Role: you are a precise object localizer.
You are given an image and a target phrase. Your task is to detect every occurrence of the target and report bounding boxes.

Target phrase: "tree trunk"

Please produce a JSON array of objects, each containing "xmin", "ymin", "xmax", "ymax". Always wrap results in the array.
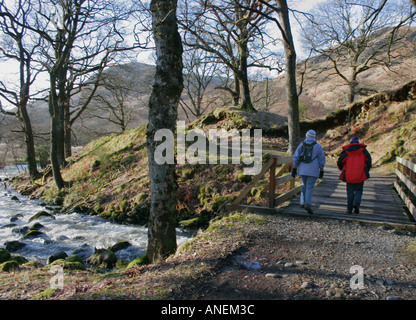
[
  {"xmin": 18, "ymin": 65, "xmax": 39, "ymax": 180},
  {"xmin": 277, "ymin": 0, "xmax": 300, "ymax": 154},
  {"xmin": 64, "ymin": 102, "xmax": 72, "ymax": 159},
  {"xmin": 49, "ymin": 75, "xmax": 66, "ymax": 190},
  {"xmin": 146, "ymin": 0, "xmax": 183, "ymax": 264},
  {"xmin": 17, "ymin": 106, "xmax": 39, "ymax": 180},
  {"xmin": 239, "ymin": 41, "xmax": 256, "ymax": 112},
  {"xmin": 233, "ymin": 75, "xmax": 241, "ymax": 106}
]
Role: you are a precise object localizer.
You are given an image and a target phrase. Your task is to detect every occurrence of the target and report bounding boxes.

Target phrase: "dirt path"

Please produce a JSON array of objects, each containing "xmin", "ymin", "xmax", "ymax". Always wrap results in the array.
[{"xmin": 174, "ymin": 213, "xmax": 416, "ymax": 300}]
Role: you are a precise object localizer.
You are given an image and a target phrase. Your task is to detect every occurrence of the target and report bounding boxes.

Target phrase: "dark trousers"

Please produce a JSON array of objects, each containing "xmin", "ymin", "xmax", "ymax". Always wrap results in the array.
[{"xmin": 346, "ymin": 182, "xmax": 364, "ymax": 212}]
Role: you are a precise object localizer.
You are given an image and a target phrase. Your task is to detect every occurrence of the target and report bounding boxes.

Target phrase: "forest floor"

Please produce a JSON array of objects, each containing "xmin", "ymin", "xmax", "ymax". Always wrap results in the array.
[{"xmin": 2, "ymin": 209, "xmax": 416, "ymax": 301}]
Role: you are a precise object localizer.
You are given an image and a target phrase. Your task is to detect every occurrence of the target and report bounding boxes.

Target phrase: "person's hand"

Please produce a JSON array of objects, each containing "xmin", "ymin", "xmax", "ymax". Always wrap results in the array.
[
  {"xmin": 291, "ymin": 168, "xmax": 297, "ymax": 178},
  {"xmin": 319, "ymin": 170, "xmax": 324, "ymax": 179}
]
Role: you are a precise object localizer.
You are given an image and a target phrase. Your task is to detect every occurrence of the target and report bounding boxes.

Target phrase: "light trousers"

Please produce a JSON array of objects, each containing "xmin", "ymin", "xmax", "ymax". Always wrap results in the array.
[{"xmin": 300, "ymin": 175, "xmax": 318, "ymax": 206}]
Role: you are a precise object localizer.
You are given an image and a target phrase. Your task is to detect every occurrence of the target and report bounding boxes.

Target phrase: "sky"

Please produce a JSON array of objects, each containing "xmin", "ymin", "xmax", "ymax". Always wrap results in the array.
[{"xmin": 0, "ymin": 0, "xmax": 327, "ymax": 109}]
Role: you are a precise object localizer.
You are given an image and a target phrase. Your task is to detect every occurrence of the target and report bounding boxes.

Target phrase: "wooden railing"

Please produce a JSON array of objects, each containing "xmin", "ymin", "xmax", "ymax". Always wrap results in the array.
[
  {"xmin": 394, "ymin": 157, "xmax": 416, "ymax": 220},
  {"xmin": 226, "ymin": 155, "xmax": 301, "ymax": 214}
]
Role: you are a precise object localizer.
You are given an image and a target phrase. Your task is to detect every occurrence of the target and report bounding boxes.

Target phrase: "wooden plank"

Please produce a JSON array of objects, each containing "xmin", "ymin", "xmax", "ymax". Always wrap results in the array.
[
  {"xmin": 230, "ymin": 157, "xmax": 276, "ymax": 206},
  {"xmin": 394, "ymin": 181, "xmax": 416, "ymax": 220},
  {"xmin": 275, "ymin": 173, "xmax": 294, "ymax": 185},
  {"xmin": 269, "ymin": 158, "xmax": 276, "ymax": 208},
  {"xmin": 395, "ymin": 169, "xmax": 416, "ymax": 197},
  {"xmin": 397, "ymin": 157, "xmax": 416, "ymax": 173},
  {"xmin": 276, "ymin": 156, "xmax": 292, "ymax": 166},
  {"xmin": 280, "ymin": 201, "xmax": 413, "ymax": 225},
  {"xmin": 278, "ymin": 206, "xmax": 413, "ymax": 226},
  {"xmin": 275, "ymin": 185, "xmax": 302, "ymax": 205}
]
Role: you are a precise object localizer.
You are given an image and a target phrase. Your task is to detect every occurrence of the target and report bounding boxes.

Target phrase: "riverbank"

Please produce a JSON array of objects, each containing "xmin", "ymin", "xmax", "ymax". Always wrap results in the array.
[{"xmin": 1, "ymin": 210, "xmax": 416, "ymax": 300}]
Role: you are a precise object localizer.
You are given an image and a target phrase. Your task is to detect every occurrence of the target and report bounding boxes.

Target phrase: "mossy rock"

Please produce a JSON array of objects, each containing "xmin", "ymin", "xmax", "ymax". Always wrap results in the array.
[
  {"xmin": 132, "ymin": 203, "xmax": 150, "ymax": 225},
  {"xmin": 126, "ymin": 255, "xmax": 149, "ymax": 269},
  {"xmin": 47, "ymin": 251, "xmax": 68, "ymax": 265},
  {"xmin": 0, "ymin": 260, "xmax": 19, "ymax": 272},
  {"xmin": 0, "ymin": 248, "xmax": 11, "ymax": 263},
  {"xmin": 179, "ymin": 217, "xmax": 207, "ymax": 229},
  {"xmin": 10, "ymin": 255, "xmax": 28, "ymax": 265},
  {"xmin": 66, "ymin": 254, "xmax": 84, "ymax": 265},
  {"xmin": 210, "ymin": 195, "xmax": 234, "ymax": 212},
  {"xmin": 86, "ymin": 249, "xmax": 117, "ymax": 269},
  {"xmin": 237, "ymin": 172, "xmax": 251, "ymax": 183},
  {"xmin": 63, "ymin": 261, "xmax": 86, "ymax": 270},
  {"xmin": 5, "ymin": 240, "xmax": 26, "ymax": 252},
  {"xmin": 30, "ymin": 222, "xmax": 44, "ymax": 231},
  {"xmin": 47, "ymin": 258, "xmax": 86, "ymax": 270},
  {"xmin": 110, "ymin": 240, "xmax": 131, "ymax": 252},
  {"xmin": 24, "ymin": 260, "xmax": 44, "ymax": 268},
  {"xmin": 28, "ymin": 210, "xmax": 55, "ymax": 222},
  {"xmin": 23, "ymin": 230, "xmax": 45, "ymax": 239}
]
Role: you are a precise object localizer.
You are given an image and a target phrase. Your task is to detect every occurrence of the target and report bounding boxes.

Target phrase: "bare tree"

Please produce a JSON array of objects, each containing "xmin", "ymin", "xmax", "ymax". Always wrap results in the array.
[
  {"xmin": 0, "ymin": 0, "xmax": 42, "ymax": 180},
  {"xmin": 146, "ymin": 0, "xmax": 183, "ymax": 263},
  {"xmin": 180, "ymin": 0, "xmax": 277, "ymax": 112},
  {"xmin": 247, "ymin": 0, "xmax": 300, "ymax": 154},
  {"xmin": 18, "ymin": 0, "xmax": 139, "ymax": 189},
  {"xmin": 87, "ymin": 65, "xmax": 149, "ymax": 132},
  {"xmin": 180, "ymin": 48, "xmax": 219, "ymax": 119},
  {"xmin": 302, "ymin": 0, "xmax": 412, "ymax": 106}
]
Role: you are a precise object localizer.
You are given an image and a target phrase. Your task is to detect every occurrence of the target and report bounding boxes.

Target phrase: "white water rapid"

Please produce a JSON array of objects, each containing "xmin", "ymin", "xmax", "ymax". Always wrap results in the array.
[{"xmin": 0, "ymin": 166, "xmax": 190, "ymax": 264}]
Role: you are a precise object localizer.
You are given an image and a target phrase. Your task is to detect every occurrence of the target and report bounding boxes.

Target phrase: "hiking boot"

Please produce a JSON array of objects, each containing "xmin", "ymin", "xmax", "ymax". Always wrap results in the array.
[
  {"xmin": 353, "ymin": 203, "xmax": 360, "ymax": 214},
  {"xmin": 346, "ymin": 210, "xmax": 352, "ymax": 214},
  {"xmin": 300, "ymin": 204, "xmax": 305, "ymax": 208},
  {"xmin": 305, "ymin": 205, "xmax": 313, "ymax": 214}
]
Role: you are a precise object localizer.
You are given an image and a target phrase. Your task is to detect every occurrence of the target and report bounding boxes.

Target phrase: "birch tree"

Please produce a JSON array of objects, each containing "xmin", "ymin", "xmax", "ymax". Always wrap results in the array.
[{"xmin": 146, "ymin": 0, "xmax": 183, "ymax": 263}]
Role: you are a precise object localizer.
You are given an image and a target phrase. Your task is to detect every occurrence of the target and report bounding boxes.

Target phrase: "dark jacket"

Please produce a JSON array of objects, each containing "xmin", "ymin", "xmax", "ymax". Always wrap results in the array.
[{"xmin": 337, "ymin": 143, "xmax": 372, "ymax": 183}]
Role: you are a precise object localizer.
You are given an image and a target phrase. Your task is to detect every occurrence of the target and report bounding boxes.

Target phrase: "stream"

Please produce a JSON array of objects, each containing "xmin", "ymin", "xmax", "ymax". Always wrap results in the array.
[{"xmin": 0, "ymin": 166, "xmax": 190, "ymax": 264}]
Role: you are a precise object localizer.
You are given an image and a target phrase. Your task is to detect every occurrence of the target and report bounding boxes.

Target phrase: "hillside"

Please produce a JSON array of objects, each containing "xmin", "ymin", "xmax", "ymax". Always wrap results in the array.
[
  {"xmin": 260, "ymin": 26, "xmax": 416, "ymax": 120},
  {"xmin": 9, "ymin": 79, "xmax": 416, "ymax": 229}
]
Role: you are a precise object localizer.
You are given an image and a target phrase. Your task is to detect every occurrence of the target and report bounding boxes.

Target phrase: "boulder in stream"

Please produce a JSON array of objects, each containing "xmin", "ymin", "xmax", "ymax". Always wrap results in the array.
[
  {"xmin": 28, "ymin": 210, "xmax": 55, "ymax": 222},
  {"xmin": 87, "ymin": 249, "xmax": 117, "ymax": 269},
  {"xmin": 0, "ymin": 248, "xmax": 11, "ymax": 263},
  {"xmin": 47, "ymin": 251, "xmax": 68, "ymax": 265},
  {"xmin": 5, "ymin": 240, "xmax": 26, "ymax": 252}
]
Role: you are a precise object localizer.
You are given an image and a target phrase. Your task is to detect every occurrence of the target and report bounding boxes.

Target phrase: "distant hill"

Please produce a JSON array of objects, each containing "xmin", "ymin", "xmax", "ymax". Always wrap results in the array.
[{"xmin": 257, "ymin": 26, "xmax": 416, "ymax": 120}]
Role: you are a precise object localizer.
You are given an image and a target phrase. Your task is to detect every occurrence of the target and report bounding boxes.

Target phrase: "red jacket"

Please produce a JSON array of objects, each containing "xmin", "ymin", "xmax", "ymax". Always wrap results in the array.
[{"xmin": 337, "ymin": 143, "xmax": 372, "ymax": 183}]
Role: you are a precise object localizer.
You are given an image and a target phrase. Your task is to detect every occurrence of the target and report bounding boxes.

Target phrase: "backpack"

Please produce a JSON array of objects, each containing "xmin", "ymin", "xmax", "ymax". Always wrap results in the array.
[
  {"xmin": 299, "ymin": 142, "xmax": 317, "ymax": 163},
  {"xmin": 340, "ymin": 148, "xmax": 368, "ymax": 183}
]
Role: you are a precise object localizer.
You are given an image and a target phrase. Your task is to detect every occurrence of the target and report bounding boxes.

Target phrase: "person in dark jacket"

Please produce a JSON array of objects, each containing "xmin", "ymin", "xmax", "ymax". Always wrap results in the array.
[{"xmin": 337, "ymin": 137, "xmax": 372, "ymax": 214}]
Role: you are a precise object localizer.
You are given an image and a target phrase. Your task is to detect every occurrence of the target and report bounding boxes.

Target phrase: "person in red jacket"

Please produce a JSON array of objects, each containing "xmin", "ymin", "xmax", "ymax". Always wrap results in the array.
[{"xmin": 337, "ymin": 137, "xmax": 372, "ymax": 214}]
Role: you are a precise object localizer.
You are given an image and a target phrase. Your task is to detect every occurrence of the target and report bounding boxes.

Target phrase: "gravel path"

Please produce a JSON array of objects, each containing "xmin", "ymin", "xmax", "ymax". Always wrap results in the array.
[{"xmin": 194, "ymin": 213, "xmax": 416, "ymax": 300}]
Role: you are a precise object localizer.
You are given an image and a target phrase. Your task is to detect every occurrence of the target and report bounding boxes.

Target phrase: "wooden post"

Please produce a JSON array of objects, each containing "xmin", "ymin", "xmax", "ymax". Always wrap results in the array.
[
  {"xmin": 289, "ymin": 162, "xmax": 295, "ymax": 190},
  {"xmin": 269, "ymin": 158, "xmax": 277, "ymax": 208}
]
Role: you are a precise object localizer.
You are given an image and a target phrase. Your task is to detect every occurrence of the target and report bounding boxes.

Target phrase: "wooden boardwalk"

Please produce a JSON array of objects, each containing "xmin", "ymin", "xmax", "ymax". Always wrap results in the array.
[{"xmin": 278, "ymin": 164, "xmax": 416, "ymax": 227}]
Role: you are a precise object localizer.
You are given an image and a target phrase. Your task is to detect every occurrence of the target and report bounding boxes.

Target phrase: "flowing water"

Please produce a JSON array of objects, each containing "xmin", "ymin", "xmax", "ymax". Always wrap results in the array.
[{"xmin": 0, "ymin": 166, "xmax": 190, "ymax": 264}]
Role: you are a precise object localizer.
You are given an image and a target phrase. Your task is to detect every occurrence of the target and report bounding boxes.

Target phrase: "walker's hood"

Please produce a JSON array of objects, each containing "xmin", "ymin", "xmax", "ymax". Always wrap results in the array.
[{"xmin": 342, "ymin": 143, "xmax": 367, "ymax": 151}]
